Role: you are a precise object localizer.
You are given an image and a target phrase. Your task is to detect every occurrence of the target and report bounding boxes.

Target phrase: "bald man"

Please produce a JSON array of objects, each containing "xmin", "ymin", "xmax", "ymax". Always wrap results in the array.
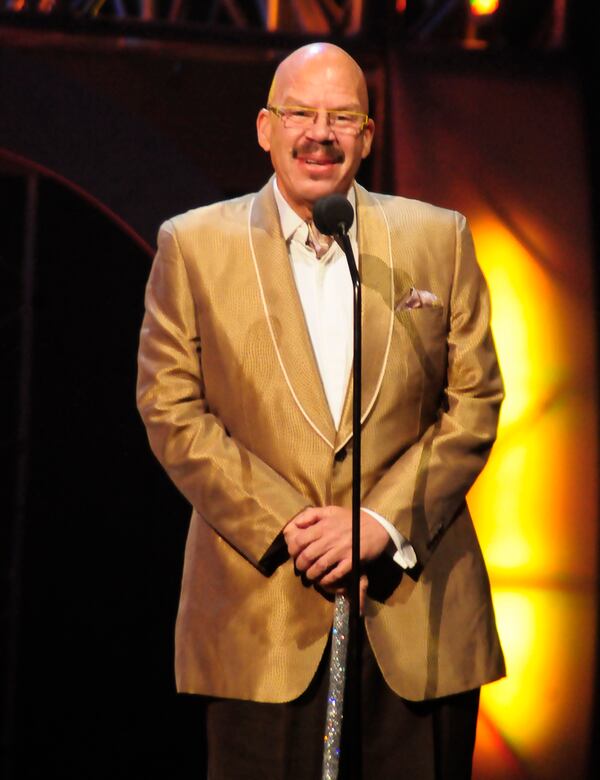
[{"xmin": 137, "ymin": 43, "xmax": 505, "ymax": 779}]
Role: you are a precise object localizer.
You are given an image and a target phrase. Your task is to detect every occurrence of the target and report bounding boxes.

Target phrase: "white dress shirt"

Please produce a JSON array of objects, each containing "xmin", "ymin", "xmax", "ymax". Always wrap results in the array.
[{"xmin": 273, "ymin": 179, "xmax": 416, "ymax": 570}]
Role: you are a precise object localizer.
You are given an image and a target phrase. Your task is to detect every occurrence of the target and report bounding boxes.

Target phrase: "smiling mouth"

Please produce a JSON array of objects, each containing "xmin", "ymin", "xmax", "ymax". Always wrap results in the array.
[
  {"xmin": 301, "ymin": 158, "xmax": 336, "ymax": 166},
  {"xmin": 292, "ymin": 143, "xmax": 344, "ymax": 166}
]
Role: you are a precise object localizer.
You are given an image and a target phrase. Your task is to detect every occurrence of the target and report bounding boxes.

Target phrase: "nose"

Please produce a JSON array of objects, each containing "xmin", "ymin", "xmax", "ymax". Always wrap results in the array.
[{"xmin": 306, "ymin": 110, "xmax": 335, "ymax": 142}]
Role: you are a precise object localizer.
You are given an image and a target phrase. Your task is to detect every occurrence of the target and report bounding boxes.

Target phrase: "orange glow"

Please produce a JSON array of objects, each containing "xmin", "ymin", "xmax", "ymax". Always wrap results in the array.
[
  {"xmin": 470, "ymin": 0, "xmax": 500, "ymax": 15},
  {"xmin": 479, "ymin": 587, "xmax": 596, "ymax": 779},
  {"xmin": 472, "ymin": 220, "xmax": 565, "ymax": 428},
  {"xmin": 266, "ymin": 0, "xmax": 279, "ymax": 30},
  {"xmin": 468, "ymin": 217, "xmax": 597, "ymax": 580},
  {"xmin": 396, "ymin": 0, "xmax": 407, "ymax": 12},
  {"xmin": 465, "ymin": 214, "xmax": 597, "ymax": 778}
]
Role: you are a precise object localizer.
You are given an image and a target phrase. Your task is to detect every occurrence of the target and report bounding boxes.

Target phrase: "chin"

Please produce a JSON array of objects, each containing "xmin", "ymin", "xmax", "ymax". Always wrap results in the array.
[{"xmin": 302, "ymin": 179, "xmax": 347, "ymax": 201}]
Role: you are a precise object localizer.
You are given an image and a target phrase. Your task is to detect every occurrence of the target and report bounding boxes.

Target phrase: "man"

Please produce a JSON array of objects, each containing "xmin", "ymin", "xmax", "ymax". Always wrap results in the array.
[{"xmin": 137, "ymin": 43, "xmax": 505, "ymax": 779}]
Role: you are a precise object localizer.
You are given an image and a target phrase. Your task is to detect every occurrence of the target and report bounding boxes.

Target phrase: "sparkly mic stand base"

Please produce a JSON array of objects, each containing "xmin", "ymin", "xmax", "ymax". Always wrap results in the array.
[
  {"xmin": 322, "ymin": 592, "xmax": 350, "ymax": 780},
  {"xmin": 314, "ymin": 195, "xmax": 362, "ymax": 780}
]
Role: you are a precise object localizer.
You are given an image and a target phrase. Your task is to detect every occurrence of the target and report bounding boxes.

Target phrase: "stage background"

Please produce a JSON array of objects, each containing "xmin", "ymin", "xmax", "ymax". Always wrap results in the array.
[{"xmin": 1, "ymin": 21, "xmax": 597, "ymax": 780}]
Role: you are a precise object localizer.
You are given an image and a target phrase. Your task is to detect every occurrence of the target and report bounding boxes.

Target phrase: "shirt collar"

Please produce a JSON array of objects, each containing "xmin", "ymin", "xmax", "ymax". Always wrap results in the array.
[{"xmin": 272, "ymin": 177, "xmax": 357, "ymax": 245}]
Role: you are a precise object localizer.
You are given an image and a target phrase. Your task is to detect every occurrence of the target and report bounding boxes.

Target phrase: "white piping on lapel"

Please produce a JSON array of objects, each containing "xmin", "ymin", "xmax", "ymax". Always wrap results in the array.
[
  {"xmin": 361, "ymin": 193, "xmax": 396, "ymax": 422},
  {"xmin": 335, "ymin": 191, "xmax": 395, "ymax": 451},
  {"xmin": 247, "ymin": 195, "xmax": 335, "ymax": 449},
  {"xmin": 246, "ymin": 189, "xmax": 395, "ymax": 452}
]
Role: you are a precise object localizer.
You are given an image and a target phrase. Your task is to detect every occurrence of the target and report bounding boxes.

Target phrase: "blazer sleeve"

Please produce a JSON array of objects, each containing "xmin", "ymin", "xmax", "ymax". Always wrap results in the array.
[
  {"xmin": 361, "ymin": 212, "xmax": 504, "ymax": 570},
  {"xmin": 136, "ymin": 221, "xmax": 309, "ymax": 573}
]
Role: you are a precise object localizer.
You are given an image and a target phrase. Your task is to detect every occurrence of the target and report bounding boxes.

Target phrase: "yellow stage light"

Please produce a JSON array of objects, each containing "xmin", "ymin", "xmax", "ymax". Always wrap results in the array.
[
  {"xmin": 470, "ymin": 0, "xmax": 500, "ymax": 16},
  {"xmin": 465, "ymin": 212, "xmax": 597, "ymax": 780}
]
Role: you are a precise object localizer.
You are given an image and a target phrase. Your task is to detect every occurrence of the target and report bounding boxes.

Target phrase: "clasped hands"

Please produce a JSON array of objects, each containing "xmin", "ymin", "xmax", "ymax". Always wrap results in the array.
[{"xmin": 283, "ymin": 506, "xmax": 390, "ymax": 612}]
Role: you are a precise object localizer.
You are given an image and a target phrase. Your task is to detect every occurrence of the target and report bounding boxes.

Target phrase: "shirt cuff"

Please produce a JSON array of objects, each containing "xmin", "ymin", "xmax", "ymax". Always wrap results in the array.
[{"xmin": 361, "ymin": 507, "xmax": 417, "ymax": 569}]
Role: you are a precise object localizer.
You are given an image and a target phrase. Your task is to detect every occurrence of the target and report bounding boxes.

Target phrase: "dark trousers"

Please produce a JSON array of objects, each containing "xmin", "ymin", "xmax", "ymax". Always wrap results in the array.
[{"xmin": 205, "ymin": 634, "xmax": 479, "ymax": 780}]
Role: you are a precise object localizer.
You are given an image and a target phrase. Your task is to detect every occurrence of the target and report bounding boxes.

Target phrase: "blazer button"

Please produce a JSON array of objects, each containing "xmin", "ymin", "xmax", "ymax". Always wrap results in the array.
[{"xmin": 334, "ymin": 447, "xmax": 347, "ymax": 463}]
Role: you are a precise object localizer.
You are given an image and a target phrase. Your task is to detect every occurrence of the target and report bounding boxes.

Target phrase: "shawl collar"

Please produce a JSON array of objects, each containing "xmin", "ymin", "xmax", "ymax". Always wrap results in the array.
[
  {"xmin": 335, "ymin": 183, "xmax": 395, "ymax": 450},
  {"xmin": 249, "ymin": 179, "xmax": 337, "ymax": 448},
  {"xmin": 248, "ymin": 179, "xmax": 394, "ymax": 453}
]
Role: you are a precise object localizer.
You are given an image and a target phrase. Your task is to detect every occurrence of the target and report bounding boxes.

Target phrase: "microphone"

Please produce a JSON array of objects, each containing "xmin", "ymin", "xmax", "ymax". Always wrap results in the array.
[{"xmin": 313, "ymin": 194, "xmax": 354, "ymax": 236}]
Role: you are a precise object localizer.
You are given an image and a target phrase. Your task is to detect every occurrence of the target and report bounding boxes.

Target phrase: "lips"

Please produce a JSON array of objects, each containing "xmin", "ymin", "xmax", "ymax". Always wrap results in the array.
[
  {"xmin": 300, "ymin": 157, "xmax": 336, "ymax": 166},
  {"xmin": 292, "ymin": 142, "xmax": 344, "ymax": 166}
]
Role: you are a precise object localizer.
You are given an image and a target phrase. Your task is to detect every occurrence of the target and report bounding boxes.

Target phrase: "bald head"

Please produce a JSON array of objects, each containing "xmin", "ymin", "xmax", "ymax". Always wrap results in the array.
[
  {"xmin": 257, "ymin": 42, "xmax": 374, "ymax": 219},
  {"xmin": 268, "ymin": 43, "xmax": 369, "ymax": 114}
]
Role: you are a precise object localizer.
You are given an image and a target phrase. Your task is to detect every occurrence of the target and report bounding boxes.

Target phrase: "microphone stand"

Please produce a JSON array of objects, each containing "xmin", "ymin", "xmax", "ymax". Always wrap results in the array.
[
  {"xmin": 338, "ymin": 229, "xmax": 362, "ymax": 780},
  {"xmin": 321, "ymin": 224, "xmax": 362, "ymax": 780}
]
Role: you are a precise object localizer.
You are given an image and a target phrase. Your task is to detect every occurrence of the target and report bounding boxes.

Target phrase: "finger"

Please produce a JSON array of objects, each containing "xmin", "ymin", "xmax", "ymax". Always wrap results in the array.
[
  {"xmin": 285, "ymin": 508, "xmax": 319, "ymax": 535},
  {"xmin": 317, "ymin": 558, "xmax": 351, "ymax": 587},
  {"xmin": 292, "ymin": 520, "xmax": 341, "ymax": 565},
  {"xmin": 359, "ymin": 574, "xmax": 368, "ymax": 616},
  {"xmin": 284, "ymin": 528, "xmax": 303, "ymax": 558},
  {"xmin": 286, "ymin": 524, "xmax": 321, "ymax": 558},
  {"xmin": 285, "ymin": 530, "xmax": 306, "ymax": 558},
  {"xmin": 305, "ymin": 554, "xmax": 337, "ymax": 582},
  {"xmin": 293, "ymin": 509, "xmax": 323, "ymax": 528},
  {"xmin": 295, "ymin": 538, "xmax": 332, "ymax": 572}
]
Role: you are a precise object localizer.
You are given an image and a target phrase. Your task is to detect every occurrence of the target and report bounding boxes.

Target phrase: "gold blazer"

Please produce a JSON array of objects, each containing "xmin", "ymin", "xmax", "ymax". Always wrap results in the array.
[{"xmin": 137, "ymin": 179, "xmax": 505, "ymax": 703}]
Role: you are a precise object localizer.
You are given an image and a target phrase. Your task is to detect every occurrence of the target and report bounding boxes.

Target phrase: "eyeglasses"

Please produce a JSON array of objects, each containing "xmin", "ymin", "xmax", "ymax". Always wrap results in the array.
[{"xmin": 266, "ymin": 104, "xmax": 369, "ymax": 135}]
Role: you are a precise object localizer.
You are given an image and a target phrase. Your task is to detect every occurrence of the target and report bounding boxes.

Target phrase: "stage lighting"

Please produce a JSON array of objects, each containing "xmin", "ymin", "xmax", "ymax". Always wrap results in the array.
[{"xmin": 470, "ymin": 0, "xmax": 500, "ymax": 15}]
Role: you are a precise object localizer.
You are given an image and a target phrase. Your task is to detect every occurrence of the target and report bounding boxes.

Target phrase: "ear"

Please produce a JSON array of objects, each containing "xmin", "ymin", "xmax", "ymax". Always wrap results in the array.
[
  {"xmin": 360, "ymin": 118, "xmax": 375, "ymax": 160},
  {"xmin": 256, "ymin": 108, "xmax": 272, "ymax": 152}
]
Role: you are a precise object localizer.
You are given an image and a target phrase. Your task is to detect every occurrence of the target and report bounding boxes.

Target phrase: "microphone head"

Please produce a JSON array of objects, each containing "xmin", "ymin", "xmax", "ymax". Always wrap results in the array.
[{"xmin": 312, "ymin": 194, "xmax": 354, "ymax": 236}]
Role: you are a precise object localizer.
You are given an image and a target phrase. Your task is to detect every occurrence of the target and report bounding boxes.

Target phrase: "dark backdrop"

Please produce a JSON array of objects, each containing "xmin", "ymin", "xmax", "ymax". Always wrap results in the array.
[
  {"xmin": 1, "ymin": 21, "xmax": 598, "ymax": 780},
  {"xmin": 0, "ymin": 173, "xmax": 204, "ymax": 778}
]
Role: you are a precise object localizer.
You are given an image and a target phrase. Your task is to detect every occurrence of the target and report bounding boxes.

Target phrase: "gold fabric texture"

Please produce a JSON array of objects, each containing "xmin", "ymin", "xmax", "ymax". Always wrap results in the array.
[{"xmin": 136, "ymin": 179, "xmax": 505, "ymax": 703}]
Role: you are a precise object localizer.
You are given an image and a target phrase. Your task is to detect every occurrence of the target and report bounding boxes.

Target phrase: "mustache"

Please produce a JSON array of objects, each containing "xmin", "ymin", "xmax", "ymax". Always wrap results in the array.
[{"xmin": 292, "ymin": 141, "xmax": 344, "ymax": 164}]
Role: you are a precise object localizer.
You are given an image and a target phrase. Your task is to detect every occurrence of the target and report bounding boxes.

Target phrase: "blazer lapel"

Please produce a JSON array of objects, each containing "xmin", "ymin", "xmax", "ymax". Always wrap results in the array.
[
  {"xmin": 248, "ymin": 180, "xmax": 337, "ymax": 449},
  {"xmin": 335, "ymin": 184, "xmax": 395, "ymax": 450}
]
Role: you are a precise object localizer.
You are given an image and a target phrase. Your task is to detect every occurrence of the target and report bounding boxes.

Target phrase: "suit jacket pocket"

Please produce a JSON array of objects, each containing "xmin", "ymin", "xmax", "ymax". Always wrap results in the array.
[{"xmin": 394, "ymin": 305, "xmax": 447, "ymax": 373}]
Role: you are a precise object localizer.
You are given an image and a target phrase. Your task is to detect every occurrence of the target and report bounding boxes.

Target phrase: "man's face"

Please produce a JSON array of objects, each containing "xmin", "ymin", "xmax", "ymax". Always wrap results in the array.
[{"xmin": 256, "ymin": 50, "xmax": 374, "ymax": 219}]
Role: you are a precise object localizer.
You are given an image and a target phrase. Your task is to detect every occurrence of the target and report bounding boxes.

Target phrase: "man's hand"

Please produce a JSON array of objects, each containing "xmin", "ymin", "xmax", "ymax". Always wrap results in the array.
[
  {"xmin": 315, "ymin": 573, "xmax": 370, "ymax": 615},
  {"xmin": 283, "ymin": 506, "xmax": 390, "ymax": 588}
]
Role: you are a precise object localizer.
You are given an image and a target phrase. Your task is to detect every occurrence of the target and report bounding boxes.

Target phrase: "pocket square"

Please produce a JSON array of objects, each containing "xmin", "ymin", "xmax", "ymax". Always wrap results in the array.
[{"xmin": 397, "ymin": 287, "xmax": 441, "ymax": 311}]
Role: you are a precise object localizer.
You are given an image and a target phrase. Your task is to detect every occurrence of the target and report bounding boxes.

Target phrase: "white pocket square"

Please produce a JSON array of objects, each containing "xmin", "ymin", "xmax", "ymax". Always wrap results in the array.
[{"xmin": 397, "ymin": 287, "xmax": 441, "ymax": 311}]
